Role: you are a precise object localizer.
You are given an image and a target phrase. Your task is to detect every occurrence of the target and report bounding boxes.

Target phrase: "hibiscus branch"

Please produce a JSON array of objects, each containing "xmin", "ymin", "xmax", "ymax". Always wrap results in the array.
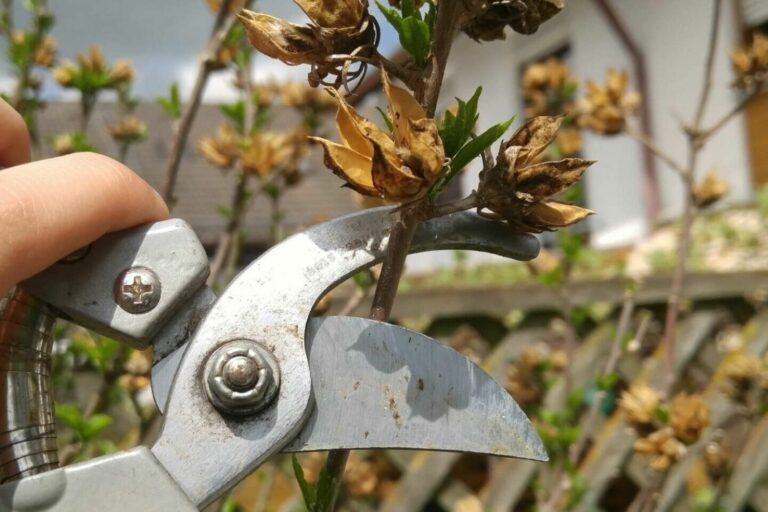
[
  {"xmin": 698, "ymin": 84, "xmax": 764, "ymax": 143},
  {"xmin": 625, "ymin": 126, "xmax": 687, "ymax": 180},
  {"xmin": 661, "ymin": 0, "xmax": 721, "ymax": 388},
  {"xmin": 161, "ymin": 0, "xmax": 252, "ymax": 207},
  {"xmin": 322, "ymin": 3, "xmax": 467, "ymax": 507}
]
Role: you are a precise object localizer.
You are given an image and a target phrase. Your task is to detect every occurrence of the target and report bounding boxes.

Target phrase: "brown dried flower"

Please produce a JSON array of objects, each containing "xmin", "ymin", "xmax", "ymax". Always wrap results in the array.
[
  {"xmin": 693, "ymin": 170, "xmax": 729, "ymax": 208},
  {"xmin": 731, "ymin": 33, "xmax": 768, "ymax": 90},
  {"xmin": 505, "ymin": 343, "xmax": 550, "ymax": 407},
  {"xmin": 198, "ymin": 124, "xmax": 241, "ymax": 169},
  {"xmin": 50, "ymin": 133, "xmax": 77, "ymax": 156},
  {"xmin": 33, "ymin": 35, "xmax": 57, "ymax": 68},
  {"xmin": 118, "ymin": 375, "xmax": 150, "ymax": 392},
  {"xmin": 280, "ymin": 81, "xmax": 337, "ymax": 110},
  {"xmin": 555, "ymin": 128, "xmax": 582, "ymax": 156},
  {"xmin": 634, "ymin": 427, "xmax": 687, "ymax": 471},
  {"xmin": 312, "ymin": 72, "xmax": 444, "ymax": 202},
  {"xmin": 521, "ymin": 57, "xmax": 577, "ymax": 119},
  {"xmin": 109, "ymin": 60, "xmax": 135, "ymax": 84},
  {"xmin": 668, "ymin": 393, "xmax": 709, "ymax": 444},
  {"xmin": 618, "ymin": 384, "xmax": 661, "ymax": 428},
  {"xmin": 109, "ymin": 116, "xmax": 147, "ymax": 144},
  {"xmin": 53, "ymin": 47, "xmax": 134, "ymax": 90},
  {"xmin": 237, "ymin": 0, "xmax": 376, "ymax": 87},
  {"xmin": 462, "ymin": 0, "xmax": 564, "ymax": 41},
  {"xmin": 240, "ymin": 131, "xmax": 286, "ymax": 177},
  {"xmin": 344, "ymin": 454, "xmax": 378, "ymax": 497},
  {"xmin": 198, "ymin": 123, "xmax": 309, "ymax": 184},
  {"xmin": 721, "ymin": 353, "xmax": 768, "ymax": 403},
  {"xmin": 577, "ymin": 69, "xmax": 641, "ymax": 135},
  {"xmin": 477, "ymin": 116, "xmax": 593, "ymax": 233}
]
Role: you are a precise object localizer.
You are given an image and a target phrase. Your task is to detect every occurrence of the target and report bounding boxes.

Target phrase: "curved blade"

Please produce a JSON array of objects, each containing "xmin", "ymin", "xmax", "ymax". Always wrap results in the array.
[{"xmin": 284, "ymin": 316, "xmax": 548, "ymax": 461}]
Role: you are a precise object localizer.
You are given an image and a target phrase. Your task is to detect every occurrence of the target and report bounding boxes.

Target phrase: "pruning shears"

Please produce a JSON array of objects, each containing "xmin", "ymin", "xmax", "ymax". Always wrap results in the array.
[{"xmin": 0, "ymin": 207, "xmax": 546, "ymax": 511}]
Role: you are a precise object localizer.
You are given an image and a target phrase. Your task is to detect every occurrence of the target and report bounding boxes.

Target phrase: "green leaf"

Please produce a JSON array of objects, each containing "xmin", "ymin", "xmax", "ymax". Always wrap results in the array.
[
  {"xmin": 439, "ymin": 86, "xmax": 482, "ymax": 159},
  {"xmin": 376, "ymin": 1, "xmax": 431, "ymax": 67},
  {"xmin": 376, "ymin": 106, "xmax": 393, "ymax": 132},
  {"xmin": 398, "ymin": 16, "xmax": 431, "ymax": 67},
  {"xmin": 55, "ymin": 403, "xmax": 83, "ymax": 431},
  {"xmin": 220, "ymin": 101, "xmax": 245, "ymax": 132},
  {"xmin": 352, "ymin": 270, "xmax": 374, "ymax": 289},
  {"xmin": 314, "ymin": 467, "xmax": 338, "ymax": 512},
  {"xmin": 400, "ymin": 0, "xmax": 418, "ymax": 19},
  {"xmin": 449, "ymin": 115, "xmax": 515, "ymax": 176},
  {"xmin": 424, "ymin": 1, "xmax": 436, "ymax": 36},
  {"xmin": 81, "ymin": 414, "xmax": 112, "ymax": 441},
  {"xmin": 219, "ymin": 495, "xmax": 238, "ymax": 512},
  {"xmin": 292, "ymin": 455, "xmax": 316, "ymax": 510},
  {"xmin": 156, "ymin": 82, "xmax": 181, "ymax": 119}
]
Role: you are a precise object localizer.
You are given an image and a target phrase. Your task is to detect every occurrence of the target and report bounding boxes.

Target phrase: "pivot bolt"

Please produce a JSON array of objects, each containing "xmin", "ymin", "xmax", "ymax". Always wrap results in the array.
[
  {"xmin": 114, "ymin": 267, "xmax": 161, "ymax": 314},
  {"xmin": 204, "ymin": 340, "xmax": 280, "ymax": 416}
]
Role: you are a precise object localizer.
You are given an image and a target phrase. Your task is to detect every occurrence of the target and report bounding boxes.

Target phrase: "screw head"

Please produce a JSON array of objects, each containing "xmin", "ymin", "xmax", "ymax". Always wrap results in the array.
[
  {"xmin": 204, "ymin": 340, "xmax": 280, "ymax": 416},
  {"xmin": 114, "ymin": 267, "xmax": 161, "ymax": 314}
]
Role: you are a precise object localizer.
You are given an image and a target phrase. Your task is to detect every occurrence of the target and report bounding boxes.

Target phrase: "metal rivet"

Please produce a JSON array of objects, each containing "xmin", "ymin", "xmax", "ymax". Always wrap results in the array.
[
  {"xmin": 204, "ymin": 340, "xmax": 280, "ymax": 416},
  {"xmin": 114, "ymin": 267, "xmax": 161, "ymax": 314}
]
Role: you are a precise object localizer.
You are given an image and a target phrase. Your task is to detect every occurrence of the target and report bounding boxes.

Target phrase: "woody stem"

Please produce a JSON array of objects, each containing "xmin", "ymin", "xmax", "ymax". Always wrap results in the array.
[{"xmin": 322, "ymin": 3, "xmax": 466, "ymax": 510}]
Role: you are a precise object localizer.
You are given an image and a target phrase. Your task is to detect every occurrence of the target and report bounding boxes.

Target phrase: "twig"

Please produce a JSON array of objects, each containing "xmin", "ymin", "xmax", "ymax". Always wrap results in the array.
[
  {"xmin": 322, "ymin": 3, "xmax": 466, "ymax": 508},
  {"xmin": 208, "ymin": 172, "xmax": 250, "ymax": 286},
  {"xmin": 661, "ymin": 0, "xmax": 721, "ymax": 388},
  {"xmin": 161, "ymin": 0, "xmax": 247, "ymax": 206},
  {"xmin": 690, "ymin": 0, "xmax": 723, "ymax": 136},
  {"xmin": 422, "ymin": 2, "xmax": 463, "ymax": 116},
  {"xmin": 699, "ymin": 85, "xmax": 765, "ymax": 143},
  {"xmin": 625, "ymin": 127, "xmax": 687, "ymax": 179}
]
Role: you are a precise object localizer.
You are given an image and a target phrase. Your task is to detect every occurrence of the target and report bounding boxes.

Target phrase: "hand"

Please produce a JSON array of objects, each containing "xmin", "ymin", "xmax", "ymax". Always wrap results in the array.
[{"xmin": 0, "ymin": 99, "xmax": 169, "ymax": 295}]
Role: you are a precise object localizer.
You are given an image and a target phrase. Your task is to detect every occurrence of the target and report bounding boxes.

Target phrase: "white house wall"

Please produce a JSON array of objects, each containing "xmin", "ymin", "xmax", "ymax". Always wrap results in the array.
[{"xmin": 445, "ymin": 0, "xmax": 754, "ymax": 250}]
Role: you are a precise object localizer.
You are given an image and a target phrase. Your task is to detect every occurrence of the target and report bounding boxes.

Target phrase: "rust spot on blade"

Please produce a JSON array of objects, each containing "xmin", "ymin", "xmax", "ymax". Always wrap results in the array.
[{"xmin": 383, "ymin": 385, "xmax": 402, "ymax": 428}]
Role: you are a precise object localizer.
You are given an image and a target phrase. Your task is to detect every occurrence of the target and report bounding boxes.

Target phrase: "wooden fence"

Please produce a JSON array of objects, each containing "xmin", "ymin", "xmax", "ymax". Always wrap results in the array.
[{"xmin": 337, "ymin": 272, "xmax": 768, "ymax": 512}]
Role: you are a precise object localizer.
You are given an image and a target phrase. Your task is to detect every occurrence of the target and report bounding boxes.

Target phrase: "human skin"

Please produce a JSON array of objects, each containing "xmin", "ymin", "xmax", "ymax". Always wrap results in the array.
[{"xmin": 0, "ymin": 98, "xmax": 169, "ymax": 295}]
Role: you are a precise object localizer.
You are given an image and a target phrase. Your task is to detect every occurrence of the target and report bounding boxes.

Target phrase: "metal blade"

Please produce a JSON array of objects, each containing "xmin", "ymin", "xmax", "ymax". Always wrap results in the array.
[{"xmin": 284, "ymin": 316, "xmax": 548, "ymax": 461}]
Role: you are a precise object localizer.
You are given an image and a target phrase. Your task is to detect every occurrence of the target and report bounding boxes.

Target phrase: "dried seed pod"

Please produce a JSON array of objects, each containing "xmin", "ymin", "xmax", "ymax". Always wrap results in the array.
[
  {"xmin": 618, "ymin": 384, "xmax": 661, "ymax": 429},
  {"xmin": 668, "ymin": 392, "xmax": 709, "ymax": 444},
  {"xmin": 109, "ymin": 116, "xmax": 147, "ymax": 144},
  {"xmin": 731, "ymin": 33, "xmax": 768, "ymax": 91},
  {"xmin": 312, "ymin": 72, "xmax": 445, "ymax": 201},
  {"xmin": 477, "ymin": 115, "xmax": 593, "ymax": 233},
  {"xmin": 462, "ymin": 0, "xmax": 564, "ymax": 41},
  {"xmin": 53, "ymin": 46, "xmax": 135, "ymax": 91},
  {"xmin": 238, "ymin": 0, "xmax": 377, "ymax": 89},
  {"xmin": 577, "ymin": 69, "xmax": 640, "ymax": 135},
  {"xmin": 634, "ymin": 427, "xmax": 687, "ymax": 472},
  {"xmin": 33, "ymin": 36, "xmax": 57, "ymax": 68},
  {"xmin": 198, "ymin": 124, "xmax": 241, "ymax": 170},
  {"xmin": 693, "ymin": 170, "xmax": 729, "ymax": 208}
]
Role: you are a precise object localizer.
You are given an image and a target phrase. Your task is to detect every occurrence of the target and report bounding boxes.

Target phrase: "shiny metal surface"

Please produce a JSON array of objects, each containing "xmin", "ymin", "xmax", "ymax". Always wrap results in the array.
[
  {"xmin": 23, "ymin": 219, "xmax": 208, "ymax": 348},
  {"xmin": 285, "ymin": 317, "xmax": 547, "ymax": 460},
  {"xmin": 150, "ymin": 287, "xmax": 217, "ymax": 414},
  {"xmin": 151, "ymin": 208, "xmax": 538, "ymax": 507},
  {"xmin": 0, "ymin": 290, "xmax": 58, "ymax": 483},
  {"xmin": 203, "ymin": 340, "xmax": 280, "ymax": 416},
  {"xmin": 0, "ymin": 447, "xmax": 195, "ymax": 511}
]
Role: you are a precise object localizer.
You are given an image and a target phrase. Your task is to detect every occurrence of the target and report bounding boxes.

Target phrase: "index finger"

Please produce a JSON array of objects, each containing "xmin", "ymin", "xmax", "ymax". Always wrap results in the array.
[{"xmin": 0, "ymin": 99, "xmax": 31, "ymax": 167}]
